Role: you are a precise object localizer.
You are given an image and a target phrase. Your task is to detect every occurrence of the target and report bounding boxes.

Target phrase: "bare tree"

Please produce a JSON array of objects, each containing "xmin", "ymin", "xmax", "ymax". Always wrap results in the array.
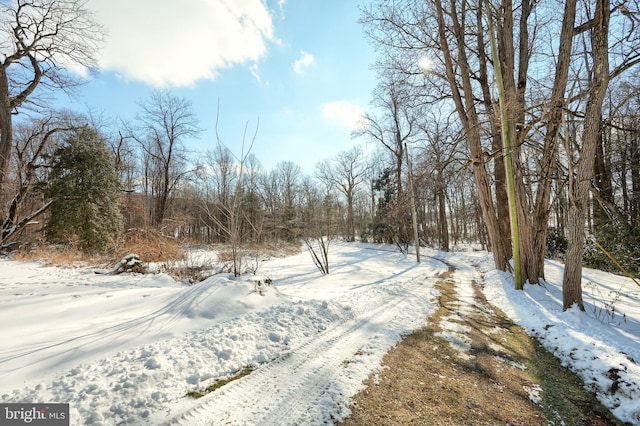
[
  {"xmin": 200, "ymin": 142, "xmax": 238, "ymax": 241},
  {"xmin": 361, "ymin": 0, "xmax": 510, "ymax": 269},
  {"xmin": 269, "ymin": 161, "xmax": 302, "ymax": 242},
  {"xmin": 242, "ymin": 153, "xmax": 266, "ymax": 243},
  {"xmin": 132, "ymin": 90, "xmax": 200, "ymax": 228},
  {"xmin": 431, "ymin": 0, "xmax": 511, "ymax": 270},
  {"xmin": 195, "ymin": 107, "xmax": 261, "ymax": 276},
  {"xmin": 359, "ymin": 81, "xmax": 413, "ymax": 197},
  {"xmin": 357, "ymin": 80, "xmax": 417, "ymax": 249},
  {"xmin": 0, "ymin": 0, "xmax": 104, "ymax": 192},
  {"xmin": 315, "ymin": 146, "xmax": 368, "ymax": 242},
  {"xmin": 416, "ymin": 111, "xmax": 464, "ymax": 252},
  {"xmin": 300, "ymin": 176, "xmax": 331, "ymax": 274},
  {"xmin": 1, "ymin": 113, "xmax": 74, "ymax": 248},
  {"xmin": 360, "ymin": 0, "xmax": 640, "ymax": 293}
]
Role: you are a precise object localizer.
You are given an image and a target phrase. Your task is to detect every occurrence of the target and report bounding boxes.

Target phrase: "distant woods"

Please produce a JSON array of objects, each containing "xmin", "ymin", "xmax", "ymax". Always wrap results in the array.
[
  {"xmin": 1, "ymin": 0, "xmax": 639, "ymax": 308},
  {"xmin": 0, "ymin": 85, "xmax": 481, "ymax": 259}
]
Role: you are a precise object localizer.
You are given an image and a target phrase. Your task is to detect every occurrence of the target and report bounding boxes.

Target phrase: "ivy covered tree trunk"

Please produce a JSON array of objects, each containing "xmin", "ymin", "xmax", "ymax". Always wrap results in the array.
[{"xmin": 486, "ymin": 0, "xmax": 523, "ymax": 288}]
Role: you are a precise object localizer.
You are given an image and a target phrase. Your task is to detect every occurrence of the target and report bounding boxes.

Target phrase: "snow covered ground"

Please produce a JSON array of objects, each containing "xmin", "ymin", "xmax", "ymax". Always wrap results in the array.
[{"xmin": 1, "ymin": 242, "xmax": 639, "ymax": 425}]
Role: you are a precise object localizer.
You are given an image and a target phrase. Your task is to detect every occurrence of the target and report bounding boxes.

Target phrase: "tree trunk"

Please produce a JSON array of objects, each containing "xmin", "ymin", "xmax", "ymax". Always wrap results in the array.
[
  {"xmin": 516, "ymin": 0, "xmax": 577, "ymax": 286},
  {"xmin": 476, "ymin": 5, "xmax": 512, "ymax": 261},
  {"xmin": 347, "ymin": 193, "xmax": 355, "ymax": 242},
  {"xmin": 486, "ymin": 0, "xmax": 523, "ymax": 288},
  {"xmin": 630, "ymin": 134, "xmax": 640, "ymax": 226},
  {"xmin": 563, "ymin": 0, "xmax": 610, "ymax": 311},
  {"xmin": 434, "ymin": 0, "xmax": 508, "ymax": 270},
  {"xmin": 593, "ymin": 128, "xmax": 612, "ymax": 229},
  {"xmin": 154, "ymin": 185, "xmax": 169, "ymax": 227},
  {"xmin": 0, "ymin": 68, "xmax": 12, "ymax": 192},
  {"xmin": 437, "ymin": 184, "xmax": 449, "ymax": 251}
]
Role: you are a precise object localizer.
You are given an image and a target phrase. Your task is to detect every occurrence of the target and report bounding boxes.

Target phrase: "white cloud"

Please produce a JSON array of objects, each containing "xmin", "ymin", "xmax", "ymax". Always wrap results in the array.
[
  {"xmin": 321, "ymin": 100, "xmax": 367, "ymax": 131},
  {"xmin": 293, "ymin": 50, "xmax": 315, "ymax": 74},
  {"xmin": 249, "ymin": 63, "xmax": 262, "ymax": 83},
  {"xmin": 89, "ymin": 0, "xmax": 276, "ymax": 87}
]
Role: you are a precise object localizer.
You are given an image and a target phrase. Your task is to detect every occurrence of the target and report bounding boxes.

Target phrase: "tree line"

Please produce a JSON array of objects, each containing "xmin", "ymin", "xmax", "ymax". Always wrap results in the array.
[
  {"xmin": 0, "ymin": 85, "xmax": 483, "ymax": 261},
  {"xmin": 0, "ymin": 0, "xmax": 639, "ymax": 310}
]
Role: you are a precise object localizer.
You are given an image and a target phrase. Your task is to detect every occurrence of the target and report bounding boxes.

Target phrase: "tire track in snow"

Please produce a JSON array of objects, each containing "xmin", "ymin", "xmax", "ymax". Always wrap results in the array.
[{"xmin": 163, "ymin": 274, "xmax": 438, "ymax": 426}]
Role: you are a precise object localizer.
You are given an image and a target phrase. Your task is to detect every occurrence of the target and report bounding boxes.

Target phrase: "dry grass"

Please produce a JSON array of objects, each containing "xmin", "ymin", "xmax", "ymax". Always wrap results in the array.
[
  {"xmin": 114, "ymin": 229, "xmax": 185, "ymax": 263},
  {"xmin": 12, "ymin": 245, "xmax": 107, "ymax": 267},
  {"xmin": 11, "ymin": 236, "xmax": 301, "ymax": 280},
  {"xmin": 185, "ymin": 366, "xmax": 254, "ymax": 399},
  {"xmin": 340, "ymin": 269, "xmax": 624, "ymax": 426},
  {"xmin": 12, "ymin": 229, "xmax": 186, "ymax": 268}
]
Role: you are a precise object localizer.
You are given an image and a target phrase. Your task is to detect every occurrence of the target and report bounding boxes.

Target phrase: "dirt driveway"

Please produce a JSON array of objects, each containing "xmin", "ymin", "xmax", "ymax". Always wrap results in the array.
[{"xmin": 339, "ymin": 267, "xmax": 625, "ymax": 426}]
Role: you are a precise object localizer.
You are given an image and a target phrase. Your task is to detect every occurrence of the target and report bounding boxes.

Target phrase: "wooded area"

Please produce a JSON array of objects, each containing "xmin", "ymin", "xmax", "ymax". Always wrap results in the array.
[{"xmin": 0, "ymin": 0, "xmax": 639, "ymax": 311}]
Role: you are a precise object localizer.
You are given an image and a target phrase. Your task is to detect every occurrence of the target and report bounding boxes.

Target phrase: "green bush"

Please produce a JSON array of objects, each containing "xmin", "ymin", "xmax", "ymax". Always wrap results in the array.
[{"xmin": 546, "ymin": 227, "xmax": 568, "ymax": 259}]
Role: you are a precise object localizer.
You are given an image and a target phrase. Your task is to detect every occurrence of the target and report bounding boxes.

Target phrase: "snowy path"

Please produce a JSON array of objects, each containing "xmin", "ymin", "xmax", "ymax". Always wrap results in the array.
[
  {"xmin": 1, "ymin": 243, "xmax": 448, "ymax": 425},
  {"xmin": 159, "ymin": 273, "xmax": 439, "ymax": 425}
]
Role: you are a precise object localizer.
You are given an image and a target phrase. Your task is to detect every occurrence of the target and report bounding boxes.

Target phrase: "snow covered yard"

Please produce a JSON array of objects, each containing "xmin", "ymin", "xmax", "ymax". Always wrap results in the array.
[
  {"xmin": 1, "ymin": 242, "xmax": 446, "ymax": 425},
  {"xmin": 1, "ymin": 242, "xmax": 639, "ymax": 425}
]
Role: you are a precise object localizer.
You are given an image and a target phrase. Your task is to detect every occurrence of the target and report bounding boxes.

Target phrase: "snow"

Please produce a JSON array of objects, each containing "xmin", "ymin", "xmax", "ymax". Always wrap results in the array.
[
  {"xmin": 1, "ymin": 241, "xmax": 639, "ymax": 425},
  {"xmin": 472, "ymin": 254, "xmax": 640, "ymax": 425}
]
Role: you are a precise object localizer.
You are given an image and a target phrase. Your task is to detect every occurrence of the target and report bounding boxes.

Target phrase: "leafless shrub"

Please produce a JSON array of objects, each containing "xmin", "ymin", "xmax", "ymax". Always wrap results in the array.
[{"xmin": 585, "ymin": 281, "xmax": 627, "ymax": 325}]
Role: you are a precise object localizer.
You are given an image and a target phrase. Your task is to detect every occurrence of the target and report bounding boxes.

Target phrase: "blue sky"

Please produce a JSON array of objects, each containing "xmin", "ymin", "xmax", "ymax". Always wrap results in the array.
[{"xmin": 61, "ymin": 0, "xmax": 379, "ymax": 174}]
